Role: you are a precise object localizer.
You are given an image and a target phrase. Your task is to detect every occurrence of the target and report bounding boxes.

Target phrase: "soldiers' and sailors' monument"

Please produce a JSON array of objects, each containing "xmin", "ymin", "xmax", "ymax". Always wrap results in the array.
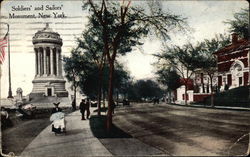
[{"xmin": 30, "ymin": 24, "xmax": 68, "ymax": 98}]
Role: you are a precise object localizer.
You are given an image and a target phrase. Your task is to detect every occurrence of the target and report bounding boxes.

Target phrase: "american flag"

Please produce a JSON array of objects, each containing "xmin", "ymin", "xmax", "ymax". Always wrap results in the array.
[{"xmin": 0, "ymin": 36, "xmax": 7, "ymax": 64}]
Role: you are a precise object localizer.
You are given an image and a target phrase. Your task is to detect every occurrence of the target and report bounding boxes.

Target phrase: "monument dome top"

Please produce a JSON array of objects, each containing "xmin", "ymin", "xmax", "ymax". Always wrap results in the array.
[
  {"xmin": 41, "ymin": 23, "xmax": 53, "ymax": 32},
  {"xmin": 32, "ymin": 23, "xmax": 62, "ymax": 46}
]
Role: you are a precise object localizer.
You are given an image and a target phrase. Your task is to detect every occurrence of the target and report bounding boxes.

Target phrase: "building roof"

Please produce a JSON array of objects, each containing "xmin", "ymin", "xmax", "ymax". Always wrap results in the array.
[{"xmin": 213, "ymin": 38, "xmax": 250, "ymax": 55}]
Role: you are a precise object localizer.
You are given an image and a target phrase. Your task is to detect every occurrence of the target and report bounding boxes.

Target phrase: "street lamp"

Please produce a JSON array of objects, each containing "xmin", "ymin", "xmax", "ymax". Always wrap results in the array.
[{"xmin": 1, "ymin": 22, "xmax": 13, "ymax": 98}]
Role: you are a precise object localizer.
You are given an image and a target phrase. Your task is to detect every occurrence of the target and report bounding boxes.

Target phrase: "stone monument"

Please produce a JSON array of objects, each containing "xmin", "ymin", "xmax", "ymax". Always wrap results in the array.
[
  {"xmin": 30, "ymin": 24, "xmax": 68, "ymax": 98},
  {"xmin": 16, "ymin": 87, "xmax": 23, "ymax": 101}
]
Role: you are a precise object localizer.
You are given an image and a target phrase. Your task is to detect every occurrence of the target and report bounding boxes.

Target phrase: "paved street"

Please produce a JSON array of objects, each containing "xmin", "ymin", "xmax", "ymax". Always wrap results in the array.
[{"xmin": 113, "ymin": 103, "xmax": 250, "ymax": 156}]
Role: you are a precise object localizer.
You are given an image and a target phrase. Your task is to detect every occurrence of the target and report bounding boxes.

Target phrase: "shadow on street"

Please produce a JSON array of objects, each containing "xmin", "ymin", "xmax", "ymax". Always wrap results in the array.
[{"xmin": 89, "ymin": 115, "xmax": 132, "ymax": 139}]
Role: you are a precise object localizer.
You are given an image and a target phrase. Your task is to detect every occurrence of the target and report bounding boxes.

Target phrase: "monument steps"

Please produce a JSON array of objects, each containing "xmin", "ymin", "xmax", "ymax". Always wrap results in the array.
[{"xmin": 30, "ymin": 96, "xmax": 71, "ymax": 108}]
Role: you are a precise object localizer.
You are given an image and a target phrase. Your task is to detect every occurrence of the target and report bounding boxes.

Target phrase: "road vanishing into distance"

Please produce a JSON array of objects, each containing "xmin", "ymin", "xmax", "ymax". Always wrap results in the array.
[{"xmin": 113, "ymin": 103, "xmax": 250, "ymax": 156}]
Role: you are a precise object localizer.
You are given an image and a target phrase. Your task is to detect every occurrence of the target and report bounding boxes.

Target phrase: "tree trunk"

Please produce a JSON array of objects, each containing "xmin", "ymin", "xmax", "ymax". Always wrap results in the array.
[
  {"xmin": 74, "ymin": 85, "xmax": 76, "ymax": 101},
  {"xmin": 185, "ymin": 84, "xmax": 188, "ymax": 105},
  {"xmin": 116, "ymin": 89, "xmax": 119, "ymax": 105},
  {"xmin": 106, "ymin": 61, "xmax": 114, "ymax": 131},
  {"xmin": 73, "ymin": 83, "xmax": 77, "ymax": 110},
  {"xmin": 168, "ymin": 91, "xmax": 172, "ymax": 103},
  {"xmin": 102, "ymin": 89, "xmax": 106, "ymax": 111},
  {"xmin": 209, "ymin": 76, "xmax": 214, "ymax": 107},
  {"xmin": 97, "ymin": 70, "xmax": 103, "ymax": 116}
]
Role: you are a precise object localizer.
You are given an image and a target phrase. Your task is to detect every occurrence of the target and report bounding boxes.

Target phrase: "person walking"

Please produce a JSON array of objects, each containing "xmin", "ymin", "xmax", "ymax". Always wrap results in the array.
[
  {"xmin": 79, "ymin": 99, "xmax": 86, "ymax": 120},
  {"xmin": 86, "ymin": 98, "xmax": 91, "ymax": 119},
  {"xmin": 52, "ymin": 102, "xmax": 62, "ymax": 114}
]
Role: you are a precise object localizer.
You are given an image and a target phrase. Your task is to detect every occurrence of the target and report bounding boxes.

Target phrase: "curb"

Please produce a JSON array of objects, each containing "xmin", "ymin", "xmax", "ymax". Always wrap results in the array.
[{"xmin": 168, "ymin": 103, "xmax": 250, "ymax": 111}]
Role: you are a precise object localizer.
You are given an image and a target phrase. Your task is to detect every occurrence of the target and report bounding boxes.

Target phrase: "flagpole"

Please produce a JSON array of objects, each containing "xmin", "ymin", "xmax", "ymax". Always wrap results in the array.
[
  {"xmin": 2, "ymin": 23, "xmax": 13, "ymax": 98},
  {"xmin": 7, "ymin": 24, "xmax": 13, "ymax": 98}
]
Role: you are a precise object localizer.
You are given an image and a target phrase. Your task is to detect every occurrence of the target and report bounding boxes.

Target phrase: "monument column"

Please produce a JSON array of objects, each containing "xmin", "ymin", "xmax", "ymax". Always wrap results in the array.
[
  {"xmin": 50, "ymin": 47, "xmax": 54, "ymax": 76},
  {"xmin": 37, "ymin": 48, "xmax": 41, "ymax": 76},
  {"xmin": 59, "ymin": 48, "xmax": 62, "ymax": 76},
  {"xmin": 43, "ymin": 47, "xmax": 47, "ymax": 75},
  {"xmin": 56, "ymin": 48, "xmax": 60, "ymax": 76},
  {"xmin": 35, "ymin": 49, "xmax": 38, "ymax": 76},
  {"xmin": 38, "ymin": 48, "xmax": 42, "ymax": 76},
  {"xmin": 41, "ymin": 48, "xmax": 44, "ymax": 75}
]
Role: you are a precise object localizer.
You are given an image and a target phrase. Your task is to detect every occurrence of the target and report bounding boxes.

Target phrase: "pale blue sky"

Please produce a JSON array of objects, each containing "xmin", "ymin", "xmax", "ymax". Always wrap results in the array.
[{"xmin": 0, "ymin": 0, "xmax": 248, "ymax": 97}]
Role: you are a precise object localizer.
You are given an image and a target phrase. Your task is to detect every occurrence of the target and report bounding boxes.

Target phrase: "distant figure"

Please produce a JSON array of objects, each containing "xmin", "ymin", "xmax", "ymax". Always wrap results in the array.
[
  {"xmin": 79, "ymin": 99, "xmax": 86, "ymax": 120},
  {"xmin": 86, "ymin": 98, "xmax": 91, "ymax": 119},
  {"xmin": 71, "ymin": 98, "xmax": 76, "ymax": 111},
  {"xmin": 52, "ymin": 102, "xmax": 62, "ymax": 114},
  {"xmin": 123, "ymin": 99, "xmax": 126, "ymax": 106},
  {"xmin": 153, "ymin": 98, "xmax": 159, "ymax": 105},
  {"xmin": 123, "ymin": 99, "xmax": 129, "ymax": 106}
]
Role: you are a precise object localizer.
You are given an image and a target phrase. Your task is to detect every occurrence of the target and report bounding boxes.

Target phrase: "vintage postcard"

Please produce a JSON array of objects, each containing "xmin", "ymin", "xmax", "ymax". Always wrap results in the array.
[{"xmin": 0, "ymin": 0, "xmax": 249, "ymax": 156}]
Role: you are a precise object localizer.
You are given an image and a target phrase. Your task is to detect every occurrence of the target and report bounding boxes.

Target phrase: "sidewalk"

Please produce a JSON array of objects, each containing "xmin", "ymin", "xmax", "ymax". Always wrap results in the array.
[
  {"xmin": 20, "ymin": 109, "xmax": 112, "ymax": 157},
  {"xmin": 20, "ymin": 107, "xmax": 164, "ymax": 157},
  {"xmin": 172, "ymin": 102, "xmax": 250, "ymax": 111}
]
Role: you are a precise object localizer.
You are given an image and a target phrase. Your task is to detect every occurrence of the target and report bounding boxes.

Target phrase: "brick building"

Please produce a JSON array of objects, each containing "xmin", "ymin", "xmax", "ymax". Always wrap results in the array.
[
  {"xmin": 174, "ymin": 34, "xmax": 249, "ymax": 104},
  {"xmin": 213, "ymin": 33, "xmax": 250, "ymax": 90}
]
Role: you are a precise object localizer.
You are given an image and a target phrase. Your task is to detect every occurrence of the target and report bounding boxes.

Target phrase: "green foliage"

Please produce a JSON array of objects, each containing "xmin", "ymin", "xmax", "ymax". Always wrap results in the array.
[
  {"xmin": 113, "ymin": 64, "xmax": 131, "ymax": 95},
  {"xmin": 196, "ymin": 34, "xmax": 231, "ymax": 71},
  {"xmin": 156, "ymin": 33, "xmax": 230, "ymax": 75},
  {"xmin": 63, "ymin": 49, "xmax": 92, "ymax": 89},
  {"xmin": 79, "ymin": 65, "xmax": 99, "ymax": 99},
  {"xmin": 63, "ymin": 48, "xmax": 131, "ymax": 99},
  {"xmin": 63, "ymin": 48, "xmax": 98, "ymax": 97},
  {"xmin": 127, "ymin": 79, "xmax": 164, "ymax": 101},
  {"xmin": 156, "ymin": 43, "xmax": 202, "ymax": 78},
  {"xmin": 156, "ymin": 67, "xmax": 181, "ymax": 91},
  {"xmin": 83, "ymin": 1, "xmax": 187, "ymax": 57},
  {"xmin": 77, "ymin": 17, "xmax": 104, "ymax": 62},
  {"xmin": 224, "ymin": 8, "xmax": 249, "ymax": 39}
]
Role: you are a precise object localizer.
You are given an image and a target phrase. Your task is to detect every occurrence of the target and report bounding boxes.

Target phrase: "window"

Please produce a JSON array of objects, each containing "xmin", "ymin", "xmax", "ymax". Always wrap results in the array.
[
  {"xmin": 218, "ymin": 76, "xmax": 222, "ymax": 86},
  {"xmin": 227, "ymin": 74, "xmax": 232, "ymax": 86},
  {"xmin": 239, "ymin": 77, "xmax": 242, "ymax": 86}
]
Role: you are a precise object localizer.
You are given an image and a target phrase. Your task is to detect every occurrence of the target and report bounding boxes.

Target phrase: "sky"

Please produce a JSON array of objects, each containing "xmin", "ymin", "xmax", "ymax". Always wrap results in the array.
[{"xmin": 0, "ymin": 0, "xmax": 248, "ymax": 98}]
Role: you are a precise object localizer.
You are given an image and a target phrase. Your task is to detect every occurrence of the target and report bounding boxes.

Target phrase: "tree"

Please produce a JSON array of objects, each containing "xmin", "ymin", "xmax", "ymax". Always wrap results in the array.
[
  {"xmin": 156, "ymin": 43, "xmax": 202, "ymax": 105},
  {"xmin": 78, "ymin": 27, "xmax": 132, "ymax": 113},
  {"xmin": 132, "ymin": 79, "xmax": 164, "ymax": 101},
  {"xmin": 224, "ymin": 8, "xmax": 249, "ymax": 39},
  {"xmin": 196, "ymin": 34, "xmax": 230, "ymax": 107},
  {"xmin": 63, "ymin": 49, "xmax": 92, "ymax": 109},
  {"xmin": 113, "ymin": 63, "xmax": 131, "ymax": 102},
  {"xmin": 83, "ymin": 0, "xmax": 187, "ymax": 130},
  {"xmin": 79, "ymin": 64, "xmax": 99, "ymax": 99},
  {"xmin": 156, "ymin": 66, "xmax": 181, "ymax": 103},
  {"xmin": 77, "ymin": 25, "xmax": 106, "ymax": 116},
  {"xmin": 64, "ymin": 47, "xmax": 131, "ymax": 109},
  {"xmin": 127, "ymin": 80, "xmax": 140, "ymax": 101}
]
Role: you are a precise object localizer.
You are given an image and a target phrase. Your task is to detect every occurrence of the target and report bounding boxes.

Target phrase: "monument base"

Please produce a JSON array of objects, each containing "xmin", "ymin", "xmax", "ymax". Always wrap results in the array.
[{"xmin": 30, "ymin": 76, "xmax": 68, "ymax": 99}]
